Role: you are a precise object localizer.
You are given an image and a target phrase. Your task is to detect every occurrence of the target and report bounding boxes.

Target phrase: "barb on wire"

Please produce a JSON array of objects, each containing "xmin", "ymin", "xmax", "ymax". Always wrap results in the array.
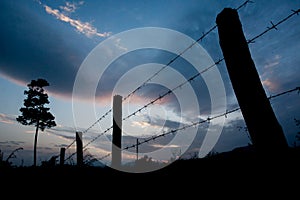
[
  {"xmin": 291, "ymin": 9, "xmax": 300, "ymax": 15},
  {"xmin": 247, "ymin": 8, "xmax": 300, "ymax": 43}
]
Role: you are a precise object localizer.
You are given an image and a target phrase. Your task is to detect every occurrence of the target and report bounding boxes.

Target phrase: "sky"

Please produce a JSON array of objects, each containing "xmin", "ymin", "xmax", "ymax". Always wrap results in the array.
[{"xmin": 0, "ymin": 0, "xmax": 300, "ymax": 168}]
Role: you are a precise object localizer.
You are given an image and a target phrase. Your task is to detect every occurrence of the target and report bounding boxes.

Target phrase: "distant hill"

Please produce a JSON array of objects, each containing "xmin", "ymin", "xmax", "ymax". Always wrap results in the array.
[{"xmin": 1, "ymin": 146, "xmax": 299, "ymax": 180}]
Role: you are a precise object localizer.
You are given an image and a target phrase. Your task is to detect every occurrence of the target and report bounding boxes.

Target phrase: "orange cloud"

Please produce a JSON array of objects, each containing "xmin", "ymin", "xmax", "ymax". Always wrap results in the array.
[
  {"xmin": 262, "ymin": 78, "xmax": 279, "ymax": 93},
  {"xmin": 131, "ymin": 121, "xmax": 151, "ymax": 128},
  {"xmin": 25, "ymin": 130, "xmax": 35, "ymax": 134}
]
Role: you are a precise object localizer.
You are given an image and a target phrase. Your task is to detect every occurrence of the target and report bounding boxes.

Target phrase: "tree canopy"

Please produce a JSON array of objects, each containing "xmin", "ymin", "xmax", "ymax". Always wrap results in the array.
[{"xmin": 16, "ymin": 78, "xmax": 56, "ymax": 130}]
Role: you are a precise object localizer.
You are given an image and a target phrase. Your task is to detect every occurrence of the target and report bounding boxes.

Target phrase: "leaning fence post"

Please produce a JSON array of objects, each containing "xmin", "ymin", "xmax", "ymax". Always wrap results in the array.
[{"xmin": 216, "ymin": 8, "xmax": 288, "ymax": 154}]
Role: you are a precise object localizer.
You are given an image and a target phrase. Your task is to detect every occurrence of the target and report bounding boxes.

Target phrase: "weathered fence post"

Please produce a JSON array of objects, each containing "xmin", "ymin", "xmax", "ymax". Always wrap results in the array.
[
  {"xmin": 111, "ymin": 95, "xmax": 122, "ymax": 168},
  {"xmin": 216, "ymin": 8, "xmax": 288, "ymax": 154},
  {"xmin": 76, "ymin": 131, "xmax": 83, "ymax": 166},
  {"xmin": 59, "ymin": 147, "xmax": 65, "ymax": 166},
  {"xmin": 136, "ymin": 138, "xmax": 139, "ymax": 161}
]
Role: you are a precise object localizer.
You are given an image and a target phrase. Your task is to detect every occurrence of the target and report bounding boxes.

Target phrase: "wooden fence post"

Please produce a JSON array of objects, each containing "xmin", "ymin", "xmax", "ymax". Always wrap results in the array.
[
  {"xmin": 76, "ymin": 131, "xmax": 83, "ymax": 166},
  {"xmin": 111, "ymin": 95, "xmax": 122, "ymax": 168},
  {"xmin": 60, "ymin": 147, "xmax": 65, "ymax": 166},
  {"xmin": 216, "ymin": 8, "xmax": 288, "ymax": 154}
]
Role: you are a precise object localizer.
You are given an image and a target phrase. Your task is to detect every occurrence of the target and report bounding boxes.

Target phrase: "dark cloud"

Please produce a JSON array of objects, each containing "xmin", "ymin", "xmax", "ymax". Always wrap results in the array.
[
  {"xmin": 143, "ymin": 115, "xmax": 182, "ymax": 130},
  {"xmin": 0, "ymin": 140, "xmax": 25, "ymax": 146},
  {"xmin": 46, "ymin": 126, "xmax": 77, "ymax": 141},
  {"xmin": 0, "ymin": 1, "xmax": 92, "ymax": 97},
  {"xmin": 50, "ymin": 126, "xmax": 76, "ymax": 135},
  {"xmin": 0, "ymin": 0, "xmax": 232, "ymax": 109},
  {"xmin": 46, "ymin": 130, "xmax": 75, "ymax": 140},
  {"xmin": 53, "ymin": 143, "xmax": 69, "ymax": 148}
]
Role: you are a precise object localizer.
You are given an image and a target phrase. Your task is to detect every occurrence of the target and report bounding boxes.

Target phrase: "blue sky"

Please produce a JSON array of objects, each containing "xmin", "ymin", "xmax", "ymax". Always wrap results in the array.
[{"xmin": 0, "ymin": 0, "xmax": 300, "ymax": 167}]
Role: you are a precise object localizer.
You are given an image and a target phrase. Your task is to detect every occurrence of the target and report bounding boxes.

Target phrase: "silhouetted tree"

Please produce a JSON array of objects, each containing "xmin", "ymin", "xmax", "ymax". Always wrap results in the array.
[{"xmin": 16, "ymin": 78, "xmax": 56, "ymax": 166}]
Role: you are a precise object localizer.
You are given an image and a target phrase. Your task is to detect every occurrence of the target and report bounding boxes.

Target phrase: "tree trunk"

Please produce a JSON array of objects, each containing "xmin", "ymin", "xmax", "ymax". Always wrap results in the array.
[{"xmin": 33, "ymin": 120, "xmax": 39, "ymax": 167}]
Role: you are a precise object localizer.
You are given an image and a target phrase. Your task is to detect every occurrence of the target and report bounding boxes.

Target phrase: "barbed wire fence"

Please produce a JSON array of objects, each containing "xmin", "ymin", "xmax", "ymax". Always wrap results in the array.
[
  {"xmin": 64, "ymin": 0, "xmax": 252, "ymax": 155},
  {"xmin": 94, "ymin": 86, "xmax": 300, "ymax": 162},
  {"xmin": 57, "ymin": 3, "xmax": 299, "ymax": 165}
]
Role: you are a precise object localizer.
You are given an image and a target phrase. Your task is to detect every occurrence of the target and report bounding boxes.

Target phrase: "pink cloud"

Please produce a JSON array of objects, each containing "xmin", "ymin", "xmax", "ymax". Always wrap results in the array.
[
  {"xmin": 0, "ymin": 113, "xmax": 16, "ymax": 124},
  {"xmin": 262, "ymin": 78, "xmax": 280, "ymax": 93}
]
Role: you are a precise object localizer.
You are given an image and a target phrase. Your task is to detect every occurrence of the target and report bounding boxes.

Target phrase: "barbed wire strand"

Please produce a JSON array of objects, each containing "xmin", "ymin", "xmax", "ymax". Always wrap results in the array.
[
  {"xmin": 247, "ymin": 8, "xmax": 300, "ymax": 43},
  {"xmin": 268, "ymin": 87, "xmax": 300, "ymax": 100},
  {"xmin": 82, "ymin": 109, "xmax": 112, "ymax": 134}
]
